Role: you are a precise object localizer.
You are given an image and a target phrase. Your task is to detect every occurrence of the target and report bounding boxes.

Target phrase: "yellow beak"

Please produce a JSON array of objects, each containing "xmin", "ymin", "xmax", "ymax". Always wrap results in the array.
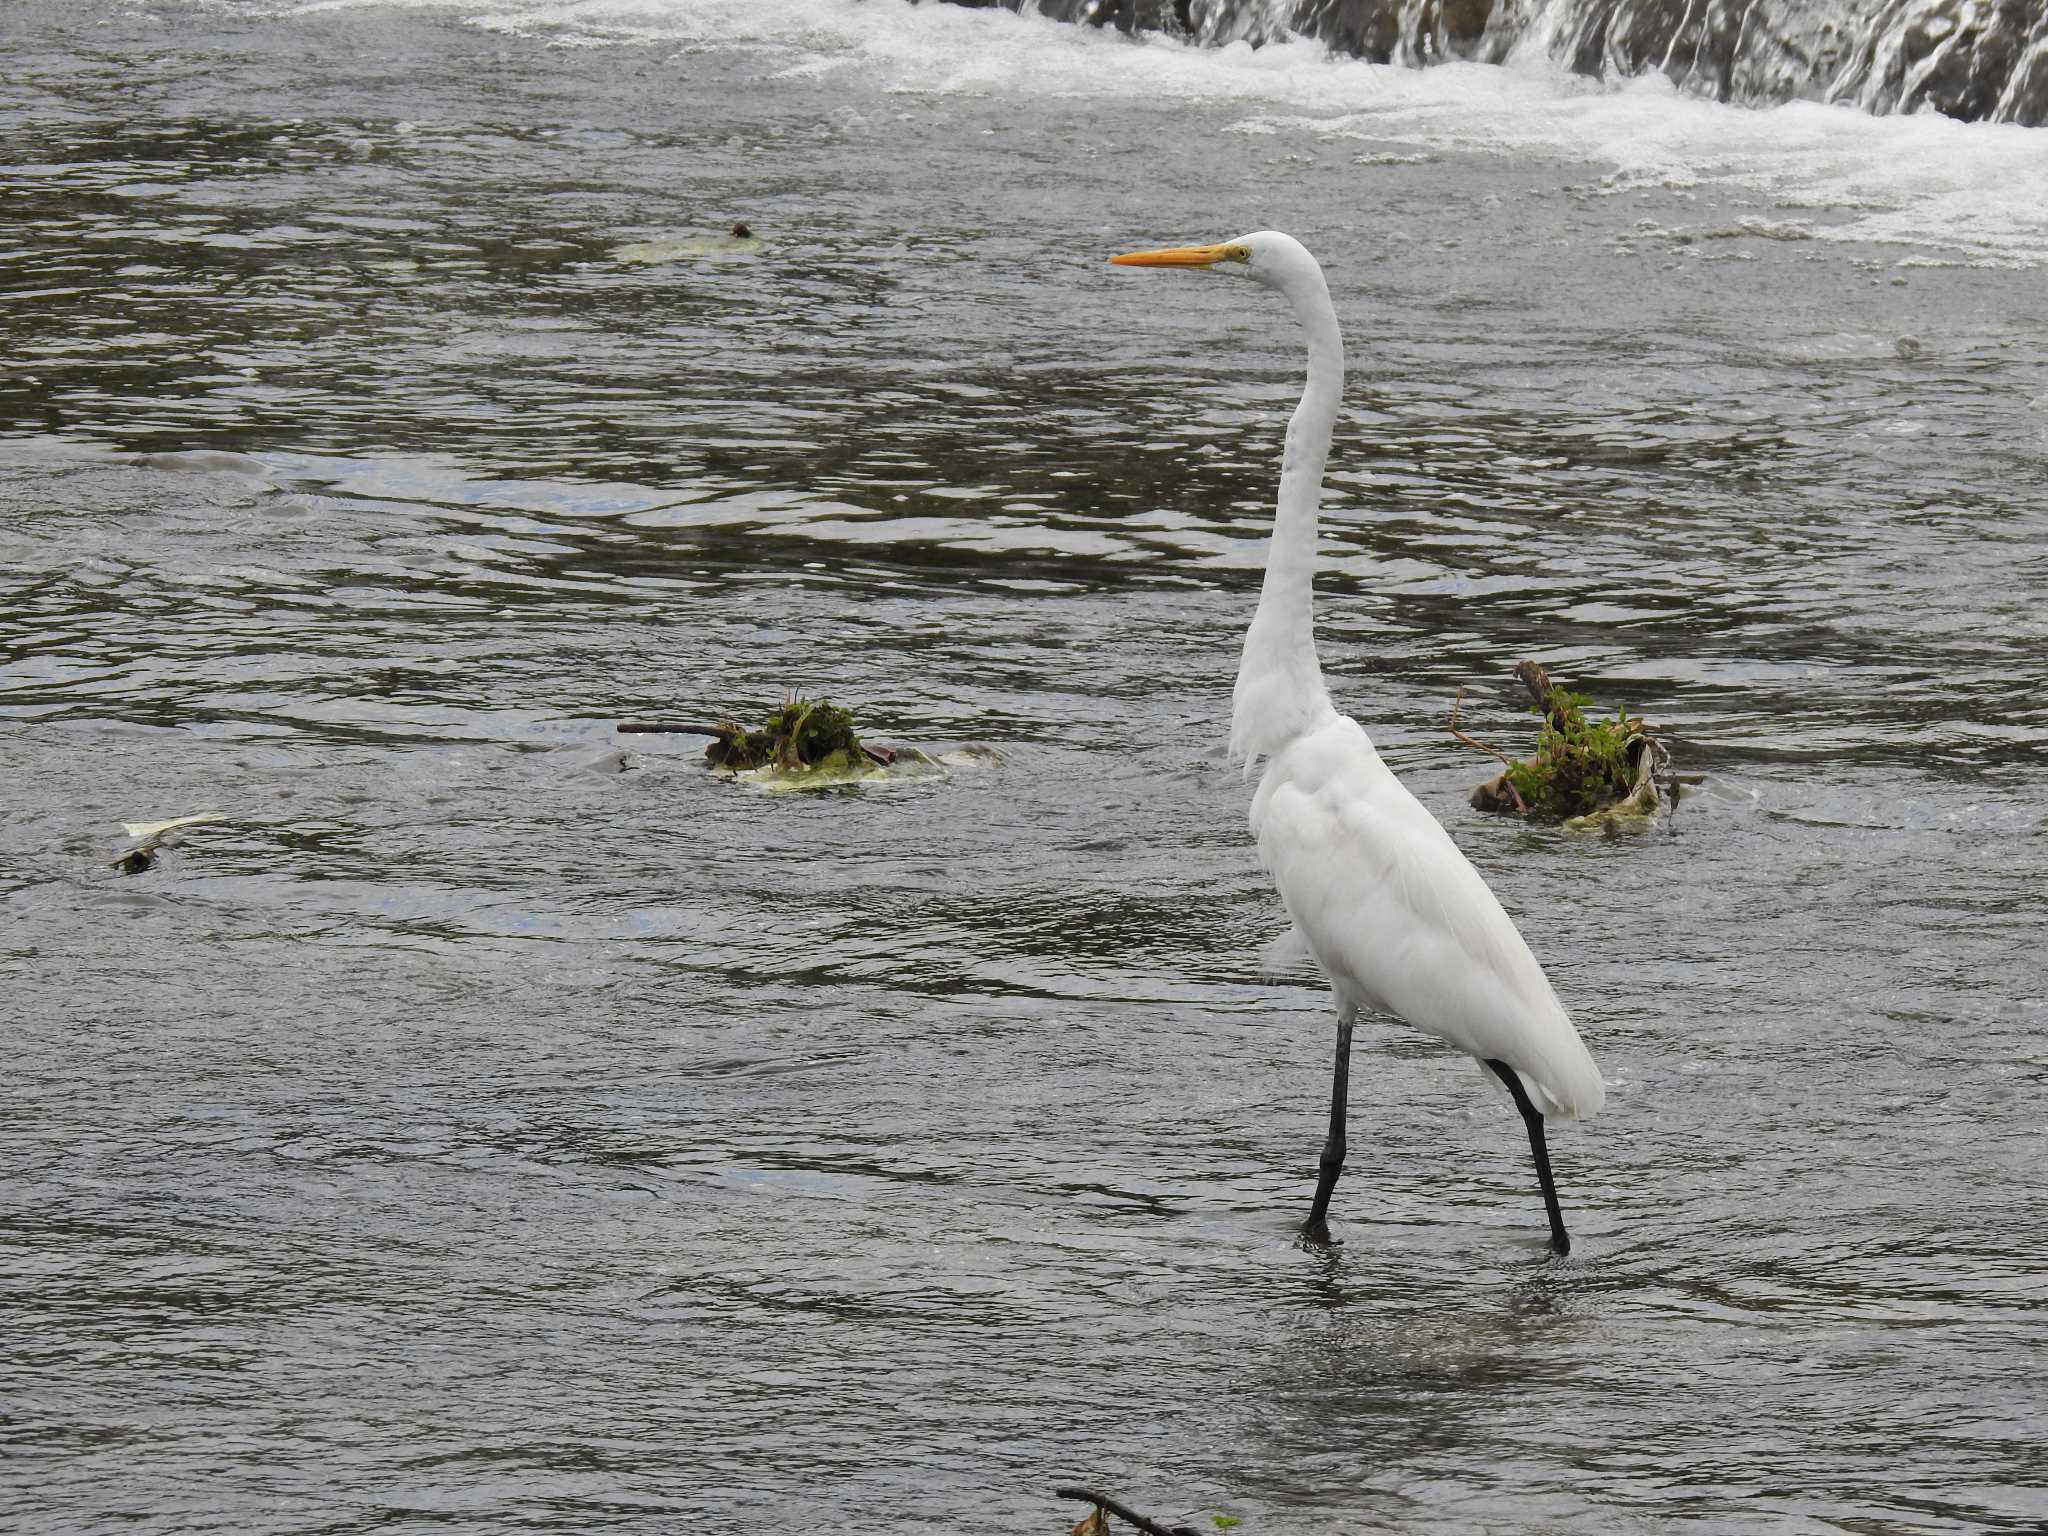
[{"xmin": 1110, "ymin": 242, "xmax": 1236, "ymax": 268}]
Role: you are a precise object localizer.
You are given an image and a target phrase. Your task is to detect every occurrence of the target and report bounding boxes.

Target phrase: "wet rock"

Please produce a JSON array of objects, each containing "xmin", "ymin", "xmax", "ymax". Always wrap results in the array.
[
  {"xmin": 965, "ymin": 0, "xmax": 2048, "ymax": 124},
  {"xmin": 1294, "ymin": 0, "xmax": 1518, "ymax": 63},
  {"xmin": 1027, "ymin": 0, "xmax": 1194, "ymax": 33}
]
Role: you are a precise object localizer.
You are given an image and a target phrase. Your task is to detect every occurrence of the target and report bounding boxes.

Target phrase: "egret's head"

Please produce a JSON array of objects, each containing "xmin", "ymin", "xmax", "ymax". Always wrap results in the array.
[{"xmin": 1109, "ymin": 230, "xmax": 1313, "ymax": 291}]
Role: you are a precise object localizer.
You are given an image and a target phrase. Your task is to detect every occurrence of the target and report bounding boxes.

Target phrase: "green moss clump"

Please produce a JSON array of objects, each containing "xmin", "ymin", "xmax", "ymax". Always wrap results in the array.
[
  {"xmin": 1465, "ymin": 661, "xmax": 1669, "ymax": 826},
  {"xmin": 1504, "ymin": 686, "xmax": 1646, "ymax": 820},
  {"xmin": 705, "ymin": 696, "xmax": 865, "ymax": 774}
]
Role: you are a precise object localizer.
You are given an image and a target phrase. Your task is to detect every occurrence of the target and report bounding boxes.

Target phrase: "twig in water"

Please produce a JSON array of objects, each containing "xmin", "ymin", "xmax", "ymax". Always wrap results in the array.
[
  {"xmin": 1054, "ymin": 1486, "xmax": 1202, "ymax": 1536},
  {"xmin": 616, "ymin": 720, "xmax": 729, "ymax": 736},
  {"xmin": 1447, "ymin": 688, "xmax": 1529, "ymax": 815}
]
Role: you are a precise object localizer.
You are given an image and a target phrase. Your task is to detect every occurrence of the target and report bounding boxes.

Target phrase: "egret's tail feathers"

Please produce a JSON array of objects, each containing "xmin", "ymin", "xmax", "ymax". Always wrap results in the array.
[{"xmin": 1482, "ymin": 1043, "xmax": 1605, "ymax": 1122}]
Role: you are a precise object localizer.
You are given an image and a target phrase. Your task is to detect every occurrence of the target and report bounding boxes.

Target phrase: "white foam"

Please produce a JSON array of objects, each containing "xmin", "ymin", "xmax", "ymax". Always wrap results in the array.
[{"xmin": 261, "ymin": 0, "xmax": 2048, "ymax": 262}]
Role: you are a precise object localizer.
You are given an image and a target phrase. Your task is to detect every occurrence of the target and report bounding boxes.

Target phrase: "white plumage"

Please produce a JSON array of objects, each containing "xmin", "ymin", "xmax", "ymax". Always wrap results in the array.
[
  {"xmin": 1253, "ymin": 710, "xmax": 1605, "ymax": 1122},
  {"xmin": 1112, "ymin": 229, "xmax": 1603, "ymax": 1252}
]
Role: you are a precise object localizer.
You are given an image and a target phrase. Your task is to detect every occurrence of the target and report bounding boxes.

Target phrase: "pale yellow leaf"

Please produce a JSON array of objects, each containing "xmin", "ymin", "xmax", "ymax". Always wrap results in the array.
[{"xmin": 120, "ymin": 812, "xmax": 225, "ymax": 841}]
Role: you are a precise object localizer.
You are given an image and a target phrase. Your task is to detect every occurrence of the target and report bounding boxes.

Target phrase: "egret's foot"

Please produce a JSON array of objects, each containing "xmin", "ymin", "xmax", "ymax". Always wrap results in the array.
[
  {"xmin": 1548, "ymin": 1231, "xmax": 1572, "ymax": 1258},
  {"xmin": 1299, "ymin": 1217, "xmax": 1341, "ymax": 1249}
]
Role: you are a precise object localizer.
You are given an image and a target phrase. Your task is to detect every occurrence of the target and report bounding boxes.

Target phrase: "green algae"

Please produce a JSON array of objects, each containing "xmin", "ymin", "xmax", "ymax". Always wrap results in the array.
[
  {"xmin": 694, "ymin": 698, "xmax": 976, "ymax": 792},
  {"xmin": 704, "ymin": 696, "xmax": 864, "ymax": 775},
  {"xmin": 1467, "ymin": 662, "xmax": 1673, "ymax": 829}
]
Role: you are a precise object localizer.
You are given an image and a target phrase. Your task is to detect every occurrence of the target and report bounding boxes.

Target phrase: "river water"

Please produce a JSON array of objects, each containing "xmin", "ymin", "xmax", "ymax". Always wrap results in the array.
[{"xmin": 5, "ymin": 2, "xmax": 2048, "ymax": 1532}]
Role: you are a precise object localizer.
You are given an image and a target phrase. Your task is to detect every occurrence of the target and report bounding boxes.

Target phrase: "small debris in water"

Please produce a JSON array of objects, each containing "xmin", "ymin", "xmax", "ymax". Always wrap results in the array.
[
  {"xmin": 111, "ymin": 810, "xmax": 224, "ymax": 872},
  {"xmin": 121, "ymin": 812, "xmax": 226, "ymax": 841}
]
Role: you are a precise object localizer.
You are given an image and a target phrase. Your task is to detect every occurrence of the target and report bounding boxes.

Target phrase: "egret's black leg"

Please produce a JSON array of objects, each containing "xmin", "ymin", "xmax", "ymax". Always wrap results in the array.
[
  {"xmin": 1484, "ymin": 1058, "xmax": 1571, "ymax": 1256},
  {"xmin": 1303, "ymin": 1006, "xmax": 1356, "ymax": 1243}
]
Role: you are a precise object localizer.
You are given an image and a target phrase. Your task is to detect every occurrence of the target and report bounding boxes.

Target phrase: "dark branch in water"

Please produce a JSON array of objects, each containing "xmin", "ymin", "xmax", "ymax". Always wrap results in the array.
[
  {"xmin": 1448, "ymin": 687, "xmax": 1529, "ymax": 814},
  {"xmin": 616, "ymin": 721, "xmax": 727, "ymax": 736},
  {"xmin": 1054, "ymin": 1486, "xmax": 1202, "ymax": 1536}
]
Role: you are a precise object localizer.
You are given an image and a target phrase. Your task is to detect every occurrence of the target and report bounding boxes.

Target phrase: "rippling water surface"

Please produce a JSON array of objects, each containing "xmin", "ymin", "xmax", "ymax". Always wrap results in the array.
[{"xmin": 5, "ymin": 2, "xmax": 2048, "ymax": 1531}]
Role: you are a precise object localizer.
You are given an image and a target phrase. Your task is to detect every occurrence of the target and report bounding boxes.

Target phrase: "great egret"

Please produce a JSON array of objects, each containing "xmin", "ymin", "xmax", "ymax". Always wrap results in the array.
[{"xmin": 1110, "ymin": 232, "xmax": 1603, "ymax": 1254}]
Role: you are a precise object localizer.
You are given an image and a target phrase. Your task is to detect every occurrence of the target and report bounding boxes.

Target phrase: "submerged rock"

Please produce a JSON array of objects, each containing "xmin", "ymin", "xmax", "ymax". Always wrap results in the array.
[
  {"xmin": 728, "ymin": 745, "xmax": 955, "ymax": 794},
  {"xmin": 614, "ymin": 222, "xmax": 762, "ymax": 263}
]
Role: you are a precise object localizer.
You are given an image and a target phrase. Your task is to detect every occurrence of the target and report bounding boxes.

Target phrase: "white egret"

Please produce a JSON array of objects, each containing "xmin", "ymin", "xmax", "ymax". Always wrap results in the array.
[{"xmin": 1111, "ymin": 232, "xmax": 1603, "ymax": 1254}]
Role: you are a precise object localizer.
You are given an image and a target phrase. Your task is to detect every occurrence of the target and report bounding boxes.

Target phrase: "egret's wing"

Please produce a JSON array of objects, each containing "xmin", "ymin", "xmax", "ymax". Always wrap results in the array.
[
  {"xmin": 1253, "ymin": 718, "xmax": 1604, "ymax": 1119},
  {"xmin": 1258, "ymin": 922, "xmax": 1317, "ymax": 979}
]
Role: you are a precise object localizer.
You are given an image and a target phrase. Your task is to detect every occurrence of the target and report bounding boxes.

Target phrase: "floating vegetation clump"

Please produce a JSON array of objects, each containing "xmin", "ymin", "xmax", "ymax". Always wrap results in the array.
[
  {"xmin": 616, "ymin": 697, "xmax": 977, "ymax": 792},
  {"xmin": 1501, "ymin": 682, "xmax": 1645, "ymax": 818},
  {"xmin": 703, "ymin": 695, "xmax": 865, "ymax": 774},
  {"xmin": 1460, "ymin": 661, "xmax": 1686, "ymax": 830}
]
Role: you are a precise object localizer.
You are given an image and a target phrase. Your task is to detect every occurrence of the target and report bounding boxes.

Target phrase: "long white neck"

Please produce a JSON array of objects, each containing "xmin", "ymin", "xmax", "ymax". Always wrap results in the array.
[{"xmin": 1229, "ymin": 262, "xmax": 1343, "ymax": 764}]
